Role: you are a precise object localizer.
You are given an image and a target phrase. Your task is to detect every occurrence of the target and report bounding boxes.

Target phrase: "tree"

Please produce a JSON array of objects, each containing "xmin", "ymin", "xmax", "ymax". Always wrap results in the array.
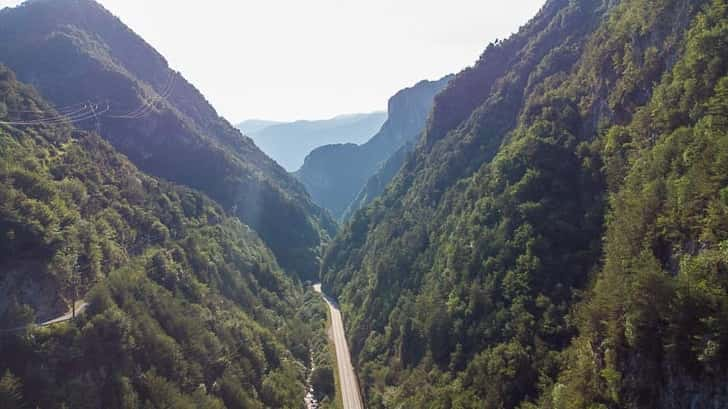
[
  {"xmin": 0, "ymin": 297, "xmax": 34, "ymax": 330},
  {"xmin": 0, "ymin": 370, "xmax": 24, "ymax": 409},
  {"xmin": 311, "ymin": 366, "xmax": 335, "ymax": 401}
]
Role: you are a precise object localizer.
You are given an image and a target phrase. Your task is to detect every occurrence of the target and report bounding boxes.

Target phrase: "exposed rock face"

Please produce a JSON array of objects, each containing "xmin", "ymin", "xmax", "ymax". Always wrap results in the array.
[
  {"xmin": 295, "ymin": 75, "xmax": 452, "ymax": 220},
  {"xmin": 0, "ymin": 262, "xmax": 65, "ymax": 324},
  {"xmin": 342, "ymin": 142, "xmax": 412, "ymax": 220}
]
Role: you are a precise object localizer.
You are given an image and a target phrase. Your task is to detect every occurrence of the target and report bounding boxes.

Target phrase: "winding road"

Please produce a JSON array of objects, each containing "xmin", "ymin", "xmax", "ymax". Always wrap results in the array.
[
  {"xmin": 313, "ymin": 284, "xmax": 364, "ymax": 409},
  {"xmin": 39, "ymin": 300, "xmax": 88, "ymax": 326},
  {"xmin": 0, "ymin": 300, "xmax": 88, "ymax": 333}
]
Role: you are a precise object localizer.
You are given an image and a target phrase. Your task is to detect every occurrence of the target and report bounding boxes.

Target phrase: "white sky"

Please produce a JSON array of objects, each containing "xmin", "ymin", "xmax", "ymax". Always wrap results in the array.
[{"xmin": 0, "ymin": 0, "xmax": 545, "ymax": 122}]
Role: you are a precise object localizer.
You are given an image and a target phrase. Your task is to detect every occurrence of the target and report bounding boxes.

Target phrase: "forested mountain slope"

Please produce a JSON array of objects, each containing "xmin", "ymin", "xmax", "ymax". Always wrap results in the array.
[
  {"xmin": 295, "ymin": 76, "xmax": 451, "ymax": 220},
  {"xmin": 0, "ymin": 66, "xmax": 315, "ymax": 408},
  {"xmin": 238, "ymin": 112, "xmax": 387, "ymax": 172},
  {"xmin": 321, "ymin": 0, "xmax": 728, "ymax": 407},
  {"xmin": 342, "ymin": 141, "xmax": 413, "ymax": 221},
  {"xmin": 0, "ymin": 0, "xmax": 335, "ymax": 279}
]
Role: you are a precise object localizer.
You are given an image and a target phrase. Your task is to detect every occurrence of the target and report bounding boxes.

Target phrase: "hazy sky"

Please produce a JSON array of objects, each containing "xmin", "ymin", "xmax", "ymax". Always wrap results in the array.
[{"xmin": 0, "ymin": 0, "xmax": 544, "ymax": 122}]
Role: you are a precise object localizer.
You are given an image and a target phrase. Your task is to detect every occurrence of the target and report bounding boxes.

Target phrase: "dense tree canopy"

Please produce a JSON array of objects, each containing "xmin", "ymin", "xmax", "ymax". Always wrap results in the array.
[
  {"xmin": 1, "ymin": 0, "xmax": 727, "ymax": 408},
  {"xmin": 0, "ymin": 65, "xmax": 319, "ymax": 409},
  {"xmin": 322, "ymin": 0, "xmax": 728, "ymax": 407}
]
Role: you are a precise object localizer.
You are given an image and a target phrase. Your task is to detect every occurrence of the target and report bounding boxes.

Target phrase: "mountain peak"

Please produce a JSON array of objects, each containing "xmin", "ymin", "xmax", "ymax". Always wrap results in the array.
[
  {"xmin": 0, "ymin": 0, "xmax": 335, "ymax": 278},
  {"xmin": 295, "ymin": 75, "xmax": 452, "ymax": 219}
]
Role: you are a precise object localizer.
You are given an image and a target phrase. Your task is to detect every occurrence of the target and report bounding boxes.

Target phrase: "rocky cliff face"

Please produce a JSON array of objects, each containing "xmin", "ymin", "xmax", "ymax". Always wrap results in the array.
[
  {"xmin": 295, "ymin": 75, "xmax": 452, "ymax": 220},
  {"xmin": 0, "ymin": 261, "xmax": 65, "ymax": 324},
  {"xmin": 342, "ymin": 142, "xmax": 412, "ymax": 220},
  {"xmin": 369, "ymin": 77, "xmax": 454, "ymax": 153}
]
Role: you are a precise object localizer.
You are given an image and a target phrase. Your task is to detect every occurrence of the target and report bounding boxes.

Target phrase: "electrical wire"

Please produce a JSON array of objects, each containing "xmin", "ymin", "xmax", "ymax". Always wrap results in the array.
[
  {"xmin": 107, "ymin": 72, "xmax": 176, "ymax": 119},
  {"xmin": 0, "ymin": 102, "xmax": 109, "ymax": 126},
  {"xmin": 1, "ymin": 72, "xmax": 175, "ymax": 126},
  {"xmin": 5, "ymin": 101, "xmax": 93, "ymax": 115},
  {"xmin": 122, "ymin": 74, "xmax": 175, "ymax": 119},
  {"xmin": 0, "ymin": 104, "xmax": 91, "ymax": 124}
]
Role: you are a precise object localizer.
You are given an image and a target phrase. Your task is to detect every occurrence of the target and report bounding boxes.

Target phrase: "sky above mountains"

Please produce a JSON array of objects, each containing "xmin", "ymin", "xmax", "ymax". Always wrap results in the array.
[{"xmin": 0, "ymin": 0, "xmax": 544, "ymax": 122}]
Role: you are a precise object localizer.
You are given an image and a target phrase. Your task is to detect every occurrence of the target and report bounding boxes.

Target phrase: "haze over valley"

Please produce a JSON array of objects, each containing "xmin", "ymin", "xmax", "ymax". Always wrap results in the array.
[{"xmin": 237, "ymin": 112, "xmax": 387, "ymax": 172}]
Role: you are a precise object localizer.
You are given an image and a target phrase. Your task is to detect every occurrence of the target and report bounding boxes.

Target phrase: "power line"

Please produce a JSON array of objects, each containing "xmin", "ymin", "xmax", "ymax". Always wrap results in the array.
[
  {"xmin": 0, "ymin": 104, "xmax": 91, "ymax": 125},
  {"xmin": 4, "ymin": 101, "xmax": 97, "ymax": 115},
  {"xmin": 121, "ymin": 74, "xmax": 176, "ymax": 119},
  {"xmin": 0, "ymin": 102, "xmax": 109, "ymax": 126},
  {"xmin": 107, "ymin": 72, "xmax": 176, "ymax": 119},
  {"xmin": 1, "ymin": 72, "xmax": 175, "ymax": 127}
]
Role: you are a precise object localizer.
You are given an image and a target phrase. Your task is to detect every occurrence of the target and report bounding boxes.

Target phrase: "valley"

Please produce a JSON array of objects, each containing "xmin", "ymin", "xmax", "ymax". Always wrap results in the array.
[
  {"xmin": 313, "ymin": 284, "xmax": 363, "ymax": 409},
  {"xmin": 237, "ymin": 112, "xmax": 387, "ymax": 172},
  {"xmin": 0, "ymin": 0, "xmax": 727, "ymax": 408}
]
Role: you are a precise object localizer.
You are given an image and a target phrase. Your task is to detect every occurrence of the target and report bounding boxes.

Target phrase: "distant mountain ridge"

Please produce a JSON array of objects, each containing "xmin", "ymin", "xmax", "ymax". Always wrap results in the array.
[
  {"xmin": 237, "ymin": 119, "xmax": 282, "ymax": 134},
  {"xmin": 295, "ymin": 75, "xmax": 452, "ymax": 220},
  {"xmin": 237, "ymin": 112, "xmax": 387, "ymax": 171}
]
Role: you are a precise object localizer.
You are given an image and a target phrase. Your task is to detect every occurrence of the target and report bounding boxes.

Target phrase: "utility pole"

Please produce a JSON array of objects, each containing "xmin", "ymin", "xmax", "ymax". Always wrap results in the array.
[{"xmin": 71, "ymin": 256, "xmax": 80, "ymax": 320}]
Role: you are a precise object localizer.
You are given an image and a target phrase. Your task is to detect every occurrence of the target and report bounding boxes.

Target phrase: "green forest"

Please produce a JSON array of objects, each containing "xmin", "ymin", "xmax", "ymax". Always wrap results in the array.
[
  {"xmin": 0, "ymin": 65, "xmax": 327, "ymax": 408},
  {"xmin": 1, "ymin": 0, "xmax": 727, "ymax": 408},
  {"xmin": 322, "ymin": 0, "xmax": 728, "ymax": 407}
]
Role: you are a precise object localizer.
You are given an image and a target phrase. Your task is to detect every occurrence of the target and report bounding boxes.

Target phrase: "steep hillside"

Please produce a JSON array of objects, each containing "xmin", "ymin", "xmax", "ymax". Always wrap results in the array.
[
  {"xmin": 342, "ymin": 142, "xmax": 413, "ymax": 220},
  {"xmin": 0, "ymin": 0, "xmax": 335, "ymax": 278},
  {"xmin": 295, "ymin": 76, "xmax": 451, "ymax": 220},
  {"xmin": 555, "ymin": 2, "xmax": 728, "ymax": 407},
  {"xmin": 0, "ymin": 65, "xmax": 314, "ymax": 408},
  {"xmin": 239, "ymin": 112, "xmax": 387, "ymax": 171},
  {"xmin": 321, "ymin": 0, "xmax": 727, "ymax": 407}
]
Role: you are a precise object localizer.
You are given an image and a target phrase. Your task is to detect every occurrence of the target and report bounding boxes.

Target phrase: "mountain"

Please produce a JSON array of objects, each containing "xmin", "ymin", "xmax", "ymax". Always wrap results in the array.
[
  {"xmin": 341, "ymin": 142, "xmax": 413, "ymax": 220},
  {"xmin": 321, "ymin": 0, "xmax": 728, "ymax": 408},
  {"xmin": 0, "ymin": 65, "xmax": 316, "ymax": 408},
  {"xmin": 295, "ymin": 76, "xmax": 452, "ymax": 220},
  {"xmin": 238, "ymin": 112, "xmax": 387, "ymax": 171},
  {"xmin": 0, "ymin": 0, "xmax": 336, "ymax": 279},
  {"xmin": 236, "ymin": 119, "xmax": 282, "ymax": 134}
]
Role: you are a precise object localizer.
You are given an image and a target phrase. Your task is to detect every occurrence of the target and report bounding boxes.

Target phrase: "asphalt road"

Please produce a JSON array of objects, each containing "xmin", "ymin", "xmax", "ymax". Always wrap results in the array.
[
  {"xmin": 0, "ymin": 300, "xmax": 88, "ymax": 333},
  {"xmin": 313, "ymin": 284, "xmax": 364, "ymax": 409},
  {"xmin": 39, "ymin": 300, "xmax": 88, "ymax": 326}
]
